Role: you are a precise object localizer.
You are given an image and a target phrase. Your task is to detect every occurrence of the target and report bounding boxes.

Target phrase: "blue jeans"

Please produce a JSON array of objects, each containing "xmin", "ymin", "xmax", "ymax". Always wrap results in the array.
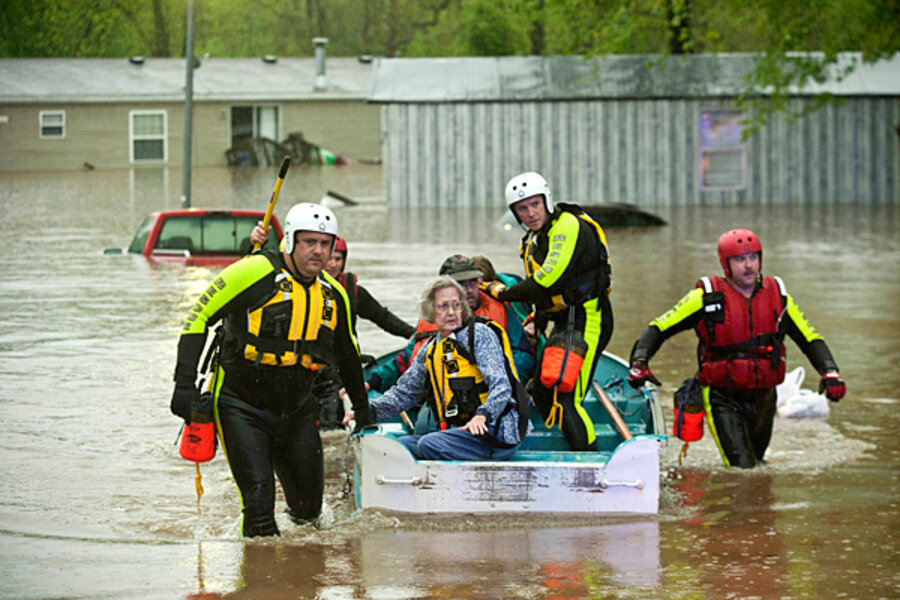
[{"xmin": 399, "ymin": 427, "xmax": 519, "ymax": 461}]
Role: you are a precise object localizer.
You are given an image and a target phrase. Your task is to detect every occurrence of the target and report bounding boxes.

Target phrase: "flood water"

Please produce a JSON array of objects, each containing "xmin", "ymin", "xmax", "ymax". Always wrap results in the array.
[{"xmin": 0, "ymin": 165, "xmax": 898, "ymax": 600}]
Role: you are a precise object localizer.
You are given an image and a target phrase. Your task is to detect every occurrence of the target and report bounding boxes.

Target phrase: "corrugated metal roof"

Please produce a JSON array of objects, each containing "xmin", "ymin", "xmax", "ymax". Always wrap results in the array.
[
  {"xmin": 0, "ymin": 57, "xmax": 373, "ymax": 103},
  {"xmin": 368, "ymin": 53, "xmax": 900, "ymax": 103}
]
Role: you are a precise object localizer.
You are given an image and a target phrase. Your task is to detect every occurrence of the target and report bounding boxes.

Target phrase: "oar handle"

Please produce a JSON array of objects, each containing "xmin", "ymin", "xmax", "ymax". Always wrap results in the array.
[
  {"xmin": 592, "ymin": 382, "xmax": 633, "ymax": 441},
  {"xmin": 340, "ymin": 391, "xmax": 355, "ymax": 433},
  {"xmin": 253, "ymin": 155, "xmax": 291, "ymax": 251}
]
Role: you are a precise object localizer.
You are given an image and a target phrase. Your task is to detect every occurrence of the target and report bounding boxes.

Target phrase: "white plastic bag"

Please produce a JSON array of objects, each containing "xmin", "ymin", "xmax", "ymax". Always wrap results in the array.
[{"xmin": 776, "ymin": 366, "xmax": 830, "ymax": 418}]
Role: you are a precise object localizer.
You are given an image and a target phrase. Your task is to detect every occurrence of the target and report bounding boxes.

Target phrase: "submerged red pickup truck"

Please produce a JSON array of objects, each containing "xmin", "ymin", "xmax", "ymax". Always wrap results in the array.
[{"xmin": 121, "ymin": 208, "xmax": 283, "ymax": 267}]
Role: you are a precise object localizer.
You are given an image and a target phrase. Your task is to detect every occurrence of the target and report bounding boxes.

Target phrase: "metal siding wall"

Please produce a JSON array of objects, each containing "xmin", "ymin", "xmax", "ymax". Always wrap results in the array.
[
  {"xmin": 382, "ymin": 97, "xmax": 897, "ymax": 207},
  {"xmin": 894, "ymin": 99, "xmax": 900, "ymax": 203}
]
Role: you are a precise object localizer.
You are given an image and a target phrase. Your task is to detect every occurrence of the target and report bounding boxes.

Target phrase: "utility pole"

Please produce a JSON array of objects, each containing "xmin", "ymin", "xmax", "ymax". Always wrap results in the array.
[{"xmin": 181, "ymin": 0, "xmax": 195, "ymax": 208}]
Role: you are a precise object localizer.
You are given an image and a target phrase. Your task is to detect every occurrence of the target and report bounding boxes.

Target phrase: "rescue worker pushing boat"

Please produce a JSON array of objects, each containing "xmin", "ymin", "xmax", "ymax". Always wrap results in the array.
[
  {"xmin": 170, "ymin": 203, "xmax": 372, "ymax": 536},
  {"xmin": 483, "ymin": 172, "xmax": 613, "ymax": 451},
  {"xmin": 628, "ymin": 228, "xmax": 846, "ymax": 468}
]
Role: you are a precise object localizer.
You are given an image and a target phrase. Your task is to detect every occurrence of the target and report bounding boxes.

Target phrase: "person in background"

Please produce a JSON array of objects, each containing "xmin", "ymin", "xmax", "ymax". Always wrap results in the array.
[
  {"xmin": 250, "ymin": 225, "xmax": 413, "ymax": 429},
  {"xmin": 471, "ymin": 254, "xmax": 540, "ymax": 350},
  {"xmin": 482, "ymin": 172, "xmax": 613, "ymax": 451},
  {"xmin": 343, "ymin": 276, "xmax": 532, "ymax": 460},
  {"xmin": 627, "ymin": 228, "xmax": 846, "ymax": 468},
  {"xmin": 170, "ymin": 203, "xmax": 371, "ymax": 536}
]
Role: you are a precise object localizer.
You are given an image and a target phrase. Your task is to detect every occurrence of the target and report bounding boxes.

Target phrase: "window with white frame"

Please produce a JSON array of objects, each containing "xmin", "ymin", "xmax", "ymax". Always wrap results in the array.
[
  {"xmin": 129, "ymin": 110, "xmax": 167, "ymax": 162},
  {"xmin": 40, "ymin": 110, "xmax": 65, "ymax": 138},
  {"xmin": 699, "ymin": 109, "xmax": 747, "ymax": 190}
]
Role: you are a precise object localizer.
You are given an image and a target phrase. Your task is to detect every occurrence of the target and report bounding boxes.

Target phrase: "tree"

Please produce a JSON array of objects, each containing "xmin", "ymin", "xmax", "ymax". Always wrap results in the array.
[
  {"xmin": 735, "ymin": 0, "xmax": 900, "ymax": 134},
  {"xmin": 546, "ymin": 0, "xmax": 900, "ymax": 134}
]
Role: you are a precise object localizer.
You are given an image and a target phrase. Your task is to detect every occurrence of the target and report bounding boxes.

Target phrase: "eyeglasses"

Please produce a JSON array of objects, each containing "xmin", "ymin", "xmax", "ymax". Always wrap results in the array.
[{"xmin": 435, "ymin": 300, "xmax": 462, "ymax": 314}]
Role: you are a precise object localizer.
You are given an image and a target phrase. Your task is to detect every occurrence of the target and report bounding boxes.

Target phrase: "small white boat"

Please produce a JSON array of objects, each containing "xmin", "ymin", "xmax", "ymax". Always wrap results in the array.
[{"xmin": 352, "ymin": 351, "xmax": 667, "ymax": 515}]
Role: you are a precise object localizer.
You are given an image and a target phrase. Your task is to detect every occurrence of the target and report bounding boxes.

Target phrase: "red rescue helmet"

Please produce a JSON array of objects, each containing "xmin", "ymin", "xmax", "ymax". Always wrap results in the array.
[
  {"xmin": 333, "ymin": 234, "xmax": 348, "ymax": 255},
  {"xmin": 717, "ymin": 228, "xmax": 762, "ymax": 276}
]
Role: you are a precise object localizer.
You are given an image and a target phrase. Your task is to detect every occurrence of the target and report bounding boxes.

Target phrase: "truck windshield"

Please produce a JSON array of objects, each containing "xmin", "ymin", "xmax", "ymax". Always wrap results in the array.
[
  {"xmin": 156, "ymin": 215, "xmax": 275, "ymax": 254},
  {"xmin": 128, "ymin": 216, "xmax": 156, "ymax": 254}
]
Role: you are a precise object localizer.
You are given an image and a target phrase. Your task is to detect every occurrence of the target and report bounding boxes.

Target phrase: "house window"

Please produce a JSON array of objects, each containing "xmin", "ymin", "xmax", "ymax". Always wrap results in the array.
[
  {"xmin": 130, "ymin": 110, "xmax": 167, "ymax": 163},
  {"xmin": 40, "ymin": 111, "xmax": 65, "ymax": 138},
  {"xmin": 699, "ymin": 110, "xmax": 746, "ymax": 190},
  {"xmin": 230, "ymin": 105, "xmax": 280, "ymax": 145}
]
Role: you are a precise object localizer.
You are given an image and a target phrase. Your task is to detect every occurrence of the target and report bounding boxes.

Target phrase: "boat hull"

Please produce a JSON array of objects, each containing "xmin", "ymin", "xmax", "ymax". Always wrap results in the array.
[
  {"xmin": 354, "ymin": 431, "xmax": 663, "ymax": 514},
  {"xmin": 353, "ymin": 350, "xmax": 667, "ymax": 514}
]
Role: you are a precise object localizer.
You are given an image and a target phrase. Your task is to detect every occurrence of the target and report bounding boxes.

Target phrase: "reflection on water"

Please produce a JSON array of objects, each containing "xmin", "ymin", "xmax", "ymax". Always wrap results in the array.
[
  {"xmin": 0, "ymin": 167, "xmax": 898, "ymax": 599},
  {"xmin": 666, "ymin": 470, "xmax": 789, "ymax": 600},
  {"xmin": 356, "ymin": 522, "xmax": 659, "ymax": 599}
]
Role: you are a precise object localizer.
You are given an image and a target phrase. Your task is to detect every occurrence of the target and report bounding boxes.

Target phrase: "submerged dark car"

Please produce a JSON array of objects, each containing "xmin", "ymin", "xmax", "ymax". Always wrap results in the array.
[{"xmin": 123, "ymin": 208, "xmax": 283, "ymax": 267}]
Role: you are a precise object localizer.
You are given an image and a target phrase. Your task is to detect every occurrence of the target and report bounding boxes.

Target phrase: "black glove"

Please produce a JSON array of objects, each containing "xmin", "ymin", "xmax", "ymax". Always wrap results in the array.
[
  {"xmin": 352, "ymin": 404, "xmax": 374, "ymax": 433},
  {"xmin": 628, "ymin": 359, "xmax": 662, "ymax": 389},
  {"xmin": 819, "ymin": 370, "xmax": 846, "ymax": 402},
  {"xmin": 171, "ymin": 382, "xmax": 199, "ymax": 423},
  {"xmin": 478, "ymin": 280, "xmax": 507, "ymax": 301}
]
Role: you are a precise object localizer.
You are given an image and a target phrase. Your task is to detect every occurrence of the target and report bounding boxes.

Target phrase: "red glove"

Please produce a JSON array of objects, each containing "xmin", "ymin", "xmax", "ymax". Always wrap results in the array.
[
  {"xmin": 628, "ymin": 360, "xmax": 662, "ymax": 389},
  {"xmin": 819, "ymin": 370, "xmax": 846, "ymax": 402}
]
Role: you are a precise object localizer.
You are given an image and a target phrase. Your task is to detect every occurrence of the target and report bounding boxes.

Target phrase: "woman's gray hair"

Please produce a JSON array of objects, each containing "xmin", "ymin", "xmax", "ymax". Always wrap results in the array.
[{"xmin": 418, "ymin": 276, "xmax": 472, "ymax": 324}]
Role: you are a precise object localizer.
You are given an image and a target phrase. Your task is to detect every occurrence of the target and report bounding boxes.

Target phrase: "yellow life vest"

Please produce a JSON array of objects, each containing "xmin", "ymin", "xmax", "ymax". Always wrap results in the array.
[
  {"xmin": 423, "ymin": 318, "xmax": 521, "ymax": 428},
  {"xmin": 239, "ymin": 270, "xmax": 340, "ymax": 369}
]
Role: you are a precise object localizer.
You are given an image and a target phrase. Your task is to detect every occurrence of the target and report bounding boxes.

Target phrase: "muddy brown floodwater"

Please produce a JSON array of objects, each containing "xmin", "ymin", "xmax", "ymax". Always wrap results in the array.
[{"xmin": 0, "ymin": 166, "xmax": 897, "ymax": 599}]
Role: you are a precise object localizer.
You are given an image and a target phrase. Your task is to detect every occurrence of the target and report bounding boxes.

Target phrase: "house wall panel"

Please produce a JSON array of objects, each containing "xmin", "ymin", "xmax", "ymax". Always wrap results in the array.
[{"xmin": 382, "ymin": 97, "xmax": 899, "ymax": 207}]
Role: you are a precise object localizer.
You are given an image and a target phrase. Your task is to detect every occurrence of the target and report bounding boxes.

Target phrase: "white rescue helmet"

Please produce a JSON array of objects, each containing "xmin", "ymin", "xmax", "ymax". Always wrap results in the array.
[
  {"xmin": 505, "ymin": 172, "xmax": 553, "ymax": 222},
  {"xmin": 283, "ymin": 203, "xmax": 338, "ymax": 253}
]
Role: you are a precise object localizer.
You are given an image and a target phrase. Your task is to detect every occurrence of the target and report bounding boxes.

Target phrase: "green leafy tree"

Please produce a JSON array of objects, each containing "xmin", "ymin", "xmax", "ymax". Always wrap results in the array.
[
  {"xmin": 735, "ymin": 0, "xmax": 900, "ymax": 134},
  {"xmin": 461, "ymin": 0, "xmax": 527, "ymax": 56},
  {"xmin": 545, "ymin": 0, "xmax": 899, "ymax": 133}
]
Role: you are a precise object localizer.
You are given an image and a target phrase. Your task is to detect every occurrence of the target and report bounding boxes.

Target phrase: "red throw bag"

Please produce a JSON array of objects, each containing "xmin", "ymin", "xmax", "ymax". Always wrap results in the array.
[
  {"xmin": 673, "ymin": 376, "xmax": 704, "ymax": 442},
  {"xmin": 540, "ymin": 332, "xmax": 587, "ymax": 393},
  {"xmin": 180, "ymin": 420, "xmax": 216, "ymax": 463}
]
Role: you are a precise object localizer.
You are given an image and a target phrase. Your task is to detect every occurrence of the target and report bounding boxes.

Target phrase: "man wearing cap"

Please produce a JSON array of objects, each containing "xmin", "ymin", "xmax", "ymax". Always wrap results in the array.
[{"xmin": 439, "ymin": 254, "xmax": 535, "ymax": 384}]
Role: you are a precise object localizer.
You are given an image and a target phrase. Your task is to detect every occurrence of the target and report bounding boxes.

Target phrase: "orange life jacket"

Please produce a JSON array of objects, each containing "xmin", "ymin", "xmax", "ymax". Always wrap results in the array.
[
  {"xmin": 397, "ymin": 319, "xmax": 439, "ymax": 373},
  {"xmin": 474, "ymin": 292, "xmax": 508, "ymax": 330}
]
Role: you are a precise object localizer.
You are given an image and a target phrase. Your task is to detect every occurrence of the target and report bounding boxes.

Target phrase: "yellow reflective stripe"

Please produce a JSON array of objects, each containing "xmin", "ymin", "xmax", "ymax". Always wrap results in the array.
[
  {"xmin": 181, "ymin": 254, "xmax": 274, "ymax": 335},
  {"xmin": 289, "ymin": 281, "xmax": 304, "ymax": 340},
  {"xmin": 702, "ymin": 385, "xmax": 731, "ymax": 468},
  {"xmin": 425, "ymin": 339, "xmax": 446, "ymax": 422},
  {"xmin": 522, "ymin": 234, "xmax": 540, "ymax": 278},
  {"xmin": 650, "ymin": 288, "xmax": 704, "ymax": 332},
  {"xmin": 425, "ymin": 331, "xmax": 491, "ymax": 421},
  {"xmin": 784, "ymin": 293, "xmax": 823, "ymax": 343},
  {"xmin": 243, "ymin": 271, "xmax": 340, "ymax": 366},
  {"xmin": 573, "ymin": 298, "xmax": 603, "ymax": 445},
  {"xmin": 485, "ymin": 320, "xmax": 520, "ymax": 382},
  {"xmin": 532, "ymin": 212, "xmax": 580, "ymax": 288}
]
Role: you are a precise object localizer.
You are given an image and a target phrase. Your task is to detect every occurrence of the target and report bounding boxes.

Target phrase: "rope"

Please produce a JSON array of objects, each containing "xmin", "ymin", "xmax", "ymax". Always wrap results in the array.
[
  {"xmin": 544, "ymin": 386, "xmax": 564, "ymax": 430},
  {"xmin": 677, "ymin": 441, "xmax": 690, "ymax": 466},
  {"xmin": 194, "ymin": 462, "xmax": 204, "ymax": 516}
]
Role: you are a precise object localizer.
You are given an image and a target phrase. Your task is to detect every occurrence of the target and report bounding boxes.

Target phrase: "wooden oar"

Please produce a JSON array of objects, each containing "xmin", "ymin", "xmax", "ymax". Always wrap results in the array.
[
  {"xmin": 592, "ymin": 381, "xmax": 633, "ymax": 441},
  {"xmin": 253, "ymin": 155, "xmax": 291, "ymax": 251}
]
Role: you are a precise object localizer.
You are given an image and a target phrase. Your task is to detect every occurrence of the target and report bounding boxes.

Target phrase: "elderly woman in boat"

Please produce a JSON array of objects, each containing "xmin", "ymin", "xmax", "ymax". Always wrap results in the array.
[{"xmin": 343, "ymin": 276, "xmax": 532, "ymax": 460}]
